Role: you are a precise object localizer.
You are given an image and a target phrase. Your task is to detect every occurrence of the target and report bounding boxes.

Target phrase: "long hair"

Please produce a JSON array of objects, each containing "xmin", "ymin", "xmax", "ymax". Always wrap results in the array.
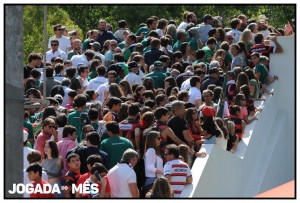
[
  {"xmin": 109, "ymin": 83, "xmax": 124, "ymax": 98},
  {"xmin": 239, "ymin": 29, "xmax": 252, "ymax": 49},
  {"xmin": 215, "ymin": 117, "xmax": 229, "ymax": 139},
  {"xmin": 236, "ymin": 72, "xmax": 249, "ymax": 91},
  {"xmin": 119, "ymin": 79, "xmax": 133, "ymax": 96},
  {"xmin": 44, "ymin": 140, "xmax": 59, "ymax": 159},
  {"xmin": 164, "ymin": 76, "xmax": 178, "ymax": 96},
  {"xmin": 178, "ymin": 144, "xmax": 190, "ymax": 166},
  {"xmin": 144, "ymin": 131, "xmax": 161, "ymax": 157},
  {"xmin": 185, "ymin": 107, "xmax": 197, "ymax": 125},
  {"xmin": 150, "ymin": 176, "xmax": 173, "ymax": 198}
]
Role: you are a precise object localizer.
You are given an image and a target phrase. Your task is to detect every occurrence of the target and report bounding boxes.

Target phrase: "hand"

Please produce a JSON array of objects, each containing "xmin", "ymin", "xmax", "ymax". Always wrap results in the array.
[
  {"xmin": 156, "ymin": 169, "xmax": 164, "ymax": 175},
  {"xmin": 104, "ymin": 90, "xmax": 109, "ymax": 98},
  {"xmin": 196, "ymin": 152, "xmax": 207, "ymax": 157}
]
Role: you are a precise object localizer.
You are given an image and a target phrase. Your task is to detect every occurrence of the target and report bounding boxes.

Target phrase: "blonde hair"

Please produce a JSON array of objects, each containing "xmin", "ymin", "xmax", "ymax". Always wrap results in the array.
[
  {"xmin": 226, "ymin": 120, "xmax": 236, "ymax": 134},
  {"xmin": 178, "ymin": 144, "xmax": 190, "ymax": 166},
  {"xmin": 150, "ymin": 176, "xmax": 173, "ymax": 198},
  {"xmin": 239, "ymin": 29, "xmax": 252, "ymax": 48}
]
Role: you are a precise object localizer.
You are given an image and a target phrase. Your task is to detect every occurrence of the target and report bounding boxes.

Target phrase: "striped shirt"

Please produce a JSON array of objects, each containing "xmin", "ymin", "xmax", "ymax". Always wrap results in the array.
[{"xmin": 164, "ymin": 159, "xmax": 192, "ymax": 198}]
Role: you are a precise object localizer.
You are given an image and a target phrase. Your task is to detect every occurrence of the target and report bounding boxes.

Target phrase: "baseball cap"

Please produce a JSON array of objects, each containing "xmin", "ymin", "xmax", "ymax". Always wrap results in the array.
[
  {"xmin": 54, "ymin": 94, "xmax": 63, "ymax": 103},
  {"xmin": 201, "ymin": 106, "xmax": 216, "ymax": 117},
  {"xmin": 154, "ymin": 61, "xmax": 162, "ymax": 67},
  {"xmin": 61, "ymin": 26, "xmax": 66, "ymax": 30},
  {"xmin": 128, "ymin": 61, "xmax": 138, "ymax": 69},
  {"xmin": 90, "ymin": 41, "xmax": 101, "ymax": 51}
]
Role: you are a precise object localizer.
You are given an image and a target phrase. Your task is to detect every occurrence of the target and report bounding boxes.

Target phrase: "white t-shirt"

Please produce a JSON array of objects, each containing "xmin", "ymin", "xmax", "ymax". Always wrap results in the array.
[
  {"xmin": 180, "ymin": 78, "xmax": 191, "ymax": 90},
  {"xmin": 177, "ymin": 22, "xmax": 188, "ymax": 31},
  {"xmin": 216, "ymin": 130, "xmax": 228, "ymax": 150},
  {"xmin": 124, "ymin": 72, "xmax": 143, "ymax": 87},
  {"xmin": 107, "ymin": 163, "xmax": 137, "ymax": 197},
  {"xmin": 188, "ymin": 87, "xmax": 202, "ymax": 105},
  {"xmin": 46, "ymin": 49, "xmax": 67, "ymax": 62},
  {"xmin": 62, "ymin": 86, "xmax": 72, "ymax": 107},
  {"xmin": 144, "ymin": 148, "xmax": 163, "ymax": 178},
  {"xmin": 226, "ymin": 29, "xmax": 242, "ymax": 43},
  {"xmin": 23, "ymin": 147, "xmax": 34, "ymax": 170},
  {"xmin": 48, "ymin": 36, "xmax": 71, "ymax": 54},
  {"xmin": 86, "ymin": 76, "xmax": 107, "ymax": 91},
  {"xmin": 70, "ymin": 54, "xmax": 90, "ymax": 68},
  {"xmin": 96, "ymin": 82, "xmax": 109, "ymax": 103},
  {"xmin": 164, "ymin": 159, "xmax": 192, "ymax": 198}
]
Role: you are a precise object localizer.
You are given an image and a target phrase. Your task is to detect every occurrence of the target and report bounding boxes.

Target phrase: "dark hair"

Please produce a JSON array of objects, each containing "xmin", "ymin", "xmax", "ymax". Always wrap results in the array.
[
  {"xmin": 128, "ymin": 103, "xmax": 140, "ymax": 116},
  {"xmin": 207, "ymin": 37, "xmax": 217, "ymax": 45},
  {"xmin": 106, "ymin": 121, "xmax": 120, "ymax": 134},
  {"xmin": 42, "ymin": 106, "xmax": 57, "ymax": 122},
  {"xmin": 62, "ymin": 125, "xmax": 77, "ymax": 138},
  {"xmin": 90, "ymin": 162, "xmax": 108, "ymax": 175},
  {"xmin": 45, "ymin": 67, "xmax": 54, "ymax": 78},
  {"xmin": 78, "ymin": 65, "xmax": 89, "ymax": 75},
  {"xmin": 56, "ymin": 113, "xmax": 67, "ymax": 127},
  {"xmin": 142, "ymin": 90, "xmax": 155, "ymax": 100},
  {"xmin": 231, "ymin": 18, "xmax": 241, "ymax": 29},
  {"xmin": 87, "ymin": 154, "xmax": 103, "ymax": 166},
  {"xmin": 73, "ymin": 94, "xmax": 87, "ymax": 108},
  {"xmin": 144, "ymin": 100, "xmax": 156, "ymax": 109},
  {"xmin": 44, "ymin": 140, "xmax": 59, "ymax": 159},
  {"xmin": 118, "ymin": 20, "xmax": 127, "ymax": 28},
  {"xmin": 254, "ymin": 33, "xmax": 264, "ymax": 44},
  {"xmin": 154, "ymin": 107, "xmax": 169, "ymax": 120},
  {"xmin": 155, "ymin": 94, "xmax": 166, "ymax": 107},
  {"xmin": 185, "ymin": 107, "xmax": 197, "ymax": 125},
  {"xmin": 166, "ymin": 144, "xmax": 179, "ymax": 159},
  {"xmin": 30, "ymin": 69, "xmax": 41, "ymax": 79},
  {"xmin": 196, "ymin": 49, "xmax": 206, "ymax": 60},
  {"xmin": 26, "ymin": 163, "xmax": 42, "ymax": 177},
  {"xmin": 190, "ymin": 76, "xmax": 201, "ymax": 87},
  {"xmin": 66, "ymin": 67, "xmax": 77, "ymax": 78},
  {"xmin": 88, "ymin": 108, "xmax": 99, "ymax": 121},
  {"xmin": 67, "ymin": 153, "xmax": 80, "ymax": 163},
  {"xmin": 86, "ymin": 131, "xmax": 100, "ymax": 146},
  {"xmin": 179, "ymin": 42, "xmax": 189, "ymax": 56},
  {"xmin": 143, "ymin": 78, "xmax": 154, "ymax": 90},
  {"xmin": 107, "ymin": 97, "xmax": 122, "ymax": 109},
  {"xmin": 229, "ymin": 105, "xmax": 241, "ymax": 115}
]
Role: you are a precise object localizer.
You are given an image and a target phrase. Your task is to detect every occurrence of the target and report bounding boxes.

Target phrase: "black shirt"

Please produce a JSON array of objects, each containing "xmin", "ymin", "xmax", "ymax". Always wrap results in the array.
[{"xmin": 167, "ymin": 116, "xmax": 188, "ymax": 144}]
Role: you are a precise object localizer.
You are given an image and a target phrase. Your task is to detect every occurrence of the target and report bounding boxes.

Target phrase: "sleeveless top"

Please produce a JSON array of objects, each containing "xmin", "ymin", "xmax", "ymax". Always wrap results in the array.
[{"xmin": 42, "ymin": 158, "xmax": 62, "ymax": 179}]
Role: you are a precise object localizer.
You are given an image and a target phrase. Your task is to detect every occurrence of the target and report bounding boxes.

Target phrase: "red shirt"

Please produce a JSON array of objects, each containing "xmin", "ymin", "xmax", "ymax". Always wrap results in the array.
[{"xmin": 30, "ymin": 179, "xmax": 55, "ymax": 198}]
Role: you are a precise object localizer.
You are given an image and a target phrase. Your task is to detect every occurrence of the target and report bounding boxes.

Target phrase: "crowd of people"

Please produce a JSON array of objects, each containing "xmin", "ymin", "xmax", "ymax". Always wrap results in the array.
[{"xmin": 22, "ymin": 11, "xmax": 291, "ymax": 198}]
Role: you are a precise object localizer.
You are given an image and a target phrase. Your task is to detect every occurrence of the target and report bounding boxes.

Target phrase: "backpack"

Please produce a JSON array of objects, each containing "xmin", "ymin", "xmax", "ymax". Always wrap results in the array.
[{"xmin": 79, "ymin": 111, "xmax": 90, "ymax": 126}]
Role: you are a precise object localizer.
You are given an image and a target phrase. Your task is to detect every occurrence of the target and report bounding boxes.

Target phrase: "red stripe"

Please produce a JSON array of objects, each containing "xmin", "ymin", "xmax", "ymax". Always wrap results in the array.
[
  {"xmin": 170, "ymin": 182, "xmax": 186, "ymax": 185},
  {"xmin": 171, "ymin": 173, "xmax": 187, "ymax": 176},
  {"xmin": 172, "ymin": 164, "xmax": 188, "ymax": 168},
  {"xmin": 173, "ymin": 190, "xmax": 182, "ymax": 194}
]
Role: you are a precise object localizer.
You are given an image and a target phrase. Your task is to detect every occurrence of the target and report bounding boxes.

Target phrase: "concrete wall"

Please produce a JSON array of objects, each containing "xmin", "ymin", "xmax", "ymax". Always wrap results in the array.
[
  {"xmin": 5, "ymin": 5, "xmax": 24, "ymax": 198},
  {"xmin": 181, "ymin": 36, "xmax": 295, "ymax": 198}
]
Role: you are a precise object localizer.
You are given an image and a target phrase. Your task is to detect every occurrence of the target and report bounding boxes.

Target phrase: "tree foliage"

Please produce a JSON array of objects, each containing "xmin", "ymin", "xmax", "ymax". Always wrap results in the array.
[{"xmin": 23, "ymin": 5, "xmax": 82, "ymax": 63}]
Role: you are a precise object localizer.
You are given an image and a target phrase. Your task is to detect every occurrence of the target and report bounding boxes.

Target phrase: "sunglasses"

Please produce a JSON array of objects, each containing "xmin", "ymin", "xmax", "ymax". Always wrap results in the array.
[
  {"xmin": 156, "ymin": 137, "xmax": 161, "ymax": 140},
  {"xmin": 226, "ymin": 38, "xmax": 233, "ymax": 40},
  {"xmin": 51, "ymin": 44, "xmax": 58, "ymax": 47}
]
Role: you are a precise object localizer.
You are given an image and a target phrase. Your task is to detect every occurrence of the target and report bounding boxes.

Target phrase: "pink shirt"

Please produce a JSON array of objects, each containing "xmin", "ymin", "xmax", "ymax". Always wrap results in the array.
[
  {"xmin": 57, "ymin": 137, "xmax": 76, "ymax": 177},
  {"xmin": 240, "ymin": 106, "xmax": 248, "ymax": 120},
  {"xmin": 35, "ymin": 131, "xmax": 52, "ymax": 159}
]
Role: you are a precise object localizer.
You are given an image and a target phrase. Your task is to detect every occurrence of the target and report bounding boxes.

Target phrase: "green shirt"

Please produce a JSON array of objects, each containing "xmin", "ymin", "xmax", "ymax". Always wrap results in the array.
[
  {"xmin": 118, "ymin": 41, "xmax": 126, "ymax": 49},
  {"xmin": 100, "ymin": 136, "xmax": 133, "ymax": 169},
  {"xmin": 135, "ymin": 26, "xmax": 149, "ymax": 42},
  {"xmin": 225, "ymin": 52, "xmax": 233, "ymax": 67},
  {"xmin": 23, "ymin": 121, "xmax": 34, "ymax": 139},
  {"xmin": 82, "ymin": 38, "xmax": 90, "ymax": 50},
  {"xmin": 202, "ymin": 46, "xmax": 214, "ymax": 62},
  {"xmin": 119, "ymin": 63, "xmax": 129, "ymax": 76},
  {"xmin": 189, "ymin": 38, "xmax": 198, "ymax": 51},
  {"xmin": 145, "ymin": 71, "xmax": 167, "ymax": 89},
  {"xmin": 89, "ymin": 69, "xmax": 98, "ymax": 80},
  {"xmin": 173, "ymin": 41, "xmax": 182, "ymax": 52},
  {"xmin": 255, "ymin": 63, "xmax": 268, "ymax": 85},
  {"xmin": 67, "ymin": 110, "xmax": 83, "ymax": 142},
  {"xmin": 68, "ymin": 51, "xmax": 79, "ymax": 60}
]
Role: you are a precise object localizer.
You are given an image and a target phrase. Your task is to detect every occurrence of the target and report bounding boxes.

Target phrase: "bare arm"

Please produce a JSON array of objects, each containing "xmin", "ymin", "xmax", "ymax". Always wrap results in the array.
[
  {"xmin": 163, "ymin": 127, "xmax": 184, "ymax": 145},
  {"xmin": 271, "ymin": 37, "xmax": 283, "ymax": 53},
  {"xmin": 128, "ymin": 183, "xmax": 139, "ymax": 198},
  {"xmin": 186, "ymin": 175, "xmax": 193, "ymax": 184},
  {"xmin": 182, "ymin": 129, "xmax": 194, "ymax": 145}
]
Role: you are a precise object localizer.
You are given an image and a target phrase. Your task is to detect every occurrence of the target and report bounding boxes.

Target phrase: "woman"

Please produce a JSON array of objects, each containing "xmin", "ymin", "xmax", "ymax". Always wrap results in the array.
[
  {"xmin": 237, "ymin": 41, "xmax": 248, "ymax": 67},
  {"xmin": 134, "ymin": 85, "xmax": 146, "ymax": 105},
  {"xmin": 230, "ymin": 43, "xmax": 243, "ymax": 70},
  {"xmin": 239, "ymin": 29, "xmax": 253, "ymax": 51},
  {"xmin": 236, "ymin": 72, "xmax": 250, "ymax": 92},
  {"xmin": 164, "ymin": 76, "xmax": 178, "ymax": 97},
  {"xmin": 145, "ymin": 176, "xmax": 173, "ymax": 198},
  {"xmin": 234, "ymin": 93, "xmax": 258, "ymax": 124},
  {"xmin": 185, "ymin": 108, "xmax": 202, "ymax": 143},
  {"xmin": 180, "ymin": 42, "xmax": 196, "ymax": 64},
  {"xmin": 240, "ymin": 84, "xmax": 261, "ymax": 116},
  {"xmin": 166, "ymin": 24, "xmax": 177, "ymax": 46},
  {"xmin": 42, "ymin": 140, "xmax": 63, "ymax": 198},
  {"xmin": 178, "ymin": 144, "xmax": 192, "ymax": 168},
  {"xmin": 215, "ymin": 118, "xmax": 228, "ymax": 151},
  {"xmin": 245, "ymin": 68, "xmax": 260, "ymax": 100},
  {"xmin": 143, "ymin": 131, "xmax": 164, "ymax": 192},
  {"xmin": 119, "ymin": 79, "xmax": 133, "ymax": 97},
  {"xmin": 108, "ymin": 83, "xmax": 124, "ymax": 98}
]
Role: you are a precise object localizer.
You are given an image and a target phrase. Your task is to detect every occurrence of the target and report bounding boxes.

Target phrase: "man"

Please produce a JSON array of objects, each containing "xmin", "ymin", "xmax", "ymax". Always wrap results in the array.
[
  {"xmin": 86, "ymin": 65, "xmax": 107, "ymax": 91},
  {"xmin": 62, "ymin": 153, "xmax": 81, "ymax": 198},
  {"xmin": 202, "ymin": 37, "xmax": 217, "ymax": 63},
  {"xmin": 123, "ymin": 34, "xmax": 137, "ymax": 61},
  {"xmin": 101, "ymin": 121, "xmax": 133, "ymax": 169},
  {"xmin": 226, "ymin": 18, "xmax": 242, "ymax": 43},
  {"xmin": 46, "ymin": 39, "xmax": 67, "ymax": 62},
  {"xmin": 96, "ymin": 19, "xmax": 118, "ymax": 46},
  {"xmin": 176, "ymin": 65, "xmax": 194, "ymax": 89},
  {"xmin": 61, "ymin": 78, "xmax": 73, "ymax": 107},
  {"xmin": 201, "ymin": 66, "xmax": 222, "ymax": 92},
  {"xmin": 104, "ymin": 40, "xmax": 118, "ymax": 68},
  {"xmin": 238, "ymin": 14, "xmax": 248, "ymax": 32},
  {"xmin": 144, "ymin": 38, "xmax": 166, "ymax": 67},
  {"xmin": 82, "ymin": 29, "xmax": 99, "ymax": 52},
  {"xmin": 113, "ymin": 53, "xmax": 129, "ymax": 76},
  {"xmin": 67, "ymin": 39, "xmax": 82, "ymax": 60},
  {"xmin": 67, "ymin": 131, "xmax": 109, "ymax": 174},
  {"xmin": 198, "ymin": 14, "xmax": 213, "ymax": 44},
  {"xmin": 70, "ymin": 49, "xmax": 95, "ymax": 68},
  {"xmin": 90, "ymin": 41, "xmax": 105, "ymax": 63},
  {"xmin": 57, "ymin": 125, "xmax": 77, "ymax": 177},
  {"xmin": 114, "ymin": 20, "xmax": 128, "ymax": 42},
  {"xmin": 199, "ymin": 89, "xmax": 218, "ymax": 112},
  {"xmin": 164, "ymin": 144, "xmax": 192, "ymax": 198},
  {"xmin": 177, "ymin": 11, "xmax": 197, "ymax": 31},
  {"xmin": 26, "ymin": 163, "xmax": 55, "ymax": 198},
  {"xmin": 107, "ymin": 148, "xmax": 139, "ymax": 197},
  {"xmin": 188, "ymin": 76, "xmax": 202, "ymax": 108},
  {"xmin": 95, "ymin": 70, "xmax": 117, "ymax": 103},
  {"xmin": 124, "ymin": 61, "xmax": 143, "ymax": 87},
  {"xmin": 167, "ymin": 101, "xmax": 194, "ymax": 145},
  {"xmin": 192, "ymin": 49, "xmax": 210, "ymax": 70},
  {"xmin": 67, "ymin": 94, "xmax": 87, "ymax": 142},
  {"xmin": 48, "ymin": 24, "xmax": 71, "ymax": 53},
  {"xmin": 173, "ymin": 30, "xmax": 187, "ymax": 52},
  {"xmin": 77, "ymin": 65, "xmax": 89, "ymax": 93},
  {"xmin": 145, "ymin": 61, "xmax": 167, "ymax": 89}
]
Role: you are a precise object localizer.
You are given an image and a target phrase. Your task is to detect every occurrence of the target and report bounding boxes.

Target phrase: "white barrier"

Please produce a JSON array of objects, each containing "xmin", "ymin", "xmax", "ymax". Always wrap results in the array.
[{"xmin": 180, "ymin": 36, "xmax": 295, "ymax": 198}]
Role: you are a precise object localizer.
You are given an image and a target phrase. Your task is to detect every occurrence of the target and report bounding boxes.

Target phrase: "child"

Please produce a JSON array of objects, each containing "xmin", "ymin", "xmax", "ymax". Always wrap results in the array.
[
  {"xmin": 228, "ymin": 105, "xmax": 246, "ymax": 141},
  {"xmin": 234, "ymin": 93, "xmax": 258, "ymax": 124},
  {"xmin": 26, "ymin": 163, "xmax": 55, "ymax": 198}
]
